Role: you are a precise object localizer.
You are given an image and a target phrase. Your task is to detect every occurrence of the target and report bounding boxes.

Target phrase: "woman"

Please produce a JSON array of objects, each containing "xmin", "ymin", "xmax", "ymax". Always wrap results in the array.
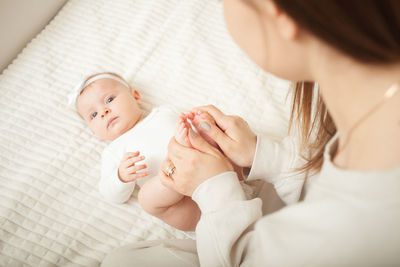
[{"xmin": 102, "ymin": 0, "xmax": 400, "ymax": 266}]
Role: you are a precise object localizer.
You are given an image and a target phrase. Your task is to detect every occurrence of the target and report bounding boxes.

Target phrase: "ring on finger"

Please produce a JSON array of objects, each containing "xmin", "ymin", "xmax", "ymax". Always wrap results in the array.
[{"xmin": 164, "ymin": 162, "xmax": 176, "ymax": 178}]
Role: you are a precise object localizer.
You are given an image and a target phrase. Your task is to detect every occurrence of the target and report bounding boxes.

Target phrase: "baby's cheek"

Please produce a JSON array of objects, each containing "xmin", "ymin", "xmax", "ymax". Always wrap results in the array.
[{"xmin": 90, "ymin": 124, "xmax": 105, "ymax": 140}]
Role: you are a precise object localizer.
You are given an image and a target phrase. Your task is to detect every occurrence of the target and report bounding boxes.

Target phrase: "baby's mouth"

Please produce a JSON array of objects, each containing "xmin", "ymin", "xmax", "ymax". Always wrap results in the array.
[{"xmin": 107, "ymin": 117, "xmax": 118, "ymax": 128}]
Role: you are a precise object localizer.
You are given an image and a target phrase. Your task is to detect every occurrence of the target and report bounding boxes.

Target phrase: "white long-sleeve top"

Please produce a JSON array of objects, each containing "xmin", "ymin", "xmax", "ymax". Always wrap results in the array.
[
  {"xmin": 193, "ymin": 134, "xmax": 400, "ymax": 266},
  {"xmin": 99, "ymin": 106, "xmax": 178, "ymax": 203}
]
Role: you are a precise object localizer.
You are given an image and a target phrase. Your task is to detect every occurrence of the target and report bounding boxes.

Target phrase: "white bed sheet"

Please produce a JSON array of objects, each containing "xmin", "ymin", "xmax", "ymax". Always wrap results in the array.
[{"xmin": 0, "ymin": 0, "xmax": 291, "ymax": 266}]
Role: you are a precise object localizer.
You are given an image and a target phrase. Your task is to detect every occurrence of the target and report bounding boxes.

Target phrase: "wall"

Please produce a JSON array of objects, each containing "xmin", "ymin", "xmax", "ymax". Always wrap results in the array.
[{"xmin": 0, "ymin": 0, "xmax": 68, "ymax": 73}]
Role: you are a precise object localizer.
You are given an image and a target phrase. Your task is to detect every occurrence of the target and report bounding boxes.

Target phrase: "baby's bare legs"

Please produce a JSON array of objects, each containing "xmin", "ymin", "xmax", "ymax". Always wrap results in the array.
[
  {"xmin": 137, "ymin": 114, "xmax": 203, "ymax": 232},
  {"xmin": 138, "ymin": 173, "xmax": 200, "ymax": 231}
]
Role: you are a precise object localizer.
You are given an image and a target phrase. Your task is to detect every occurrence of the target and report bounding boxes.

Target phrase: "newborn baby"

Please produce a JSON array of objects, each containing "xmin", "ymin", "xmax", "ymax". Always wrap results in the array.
[{"xmin": 71, "ymin": 72, "xmax": 243, "ymax": 231}]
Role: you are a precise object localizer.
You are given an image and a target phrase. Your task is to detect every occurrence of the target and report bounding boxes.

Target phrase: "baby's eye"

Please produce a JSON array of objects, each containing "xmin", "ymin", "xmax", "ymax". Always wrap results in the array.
[
  {"xmin": 107, "ymin": 97, "xmax": 114, "ymax": 103},
  {"xmin": 91, "ymin": 111, "xmax": 98, "ymax": 119}
]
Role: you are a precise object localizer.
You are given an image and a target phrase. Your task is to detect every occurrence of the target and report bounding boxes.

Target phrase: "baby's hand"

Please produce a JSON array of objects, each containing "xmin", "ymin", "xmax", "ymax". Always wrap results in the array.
[{"xmin": 118, "ymin": 151, "xmax": 148, "ymax": 183}]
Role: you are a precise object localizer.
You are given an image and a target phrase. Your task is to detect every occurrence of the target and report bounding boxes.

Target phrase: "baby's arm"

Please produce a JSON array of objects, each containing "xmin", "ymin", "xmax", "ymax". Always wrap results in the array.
[{"xmin": 99, "ymin": 150, "xmax": 148, "ymax": 204}]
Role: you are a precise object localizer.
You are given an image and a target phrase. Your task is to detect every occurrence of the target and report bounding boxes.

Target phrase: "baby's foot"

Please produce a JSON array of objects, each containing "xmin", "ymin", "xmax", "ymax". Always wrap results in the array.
[
  {"xmin": 175, "ymin": 112, "xmax": 191, "ymax": 147},
  {"xmin": 191, "ymin": 111, "xmax": 218, "ymax": 148}
]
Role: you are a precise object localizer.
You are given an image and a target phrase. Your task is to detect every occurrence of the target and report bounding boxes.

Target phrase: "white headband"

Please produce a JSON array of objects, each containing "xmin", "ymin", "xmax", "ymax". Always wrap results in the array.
[{"xmin": 68, "ymin": 73, "xmax": 130, "ymax": 106}]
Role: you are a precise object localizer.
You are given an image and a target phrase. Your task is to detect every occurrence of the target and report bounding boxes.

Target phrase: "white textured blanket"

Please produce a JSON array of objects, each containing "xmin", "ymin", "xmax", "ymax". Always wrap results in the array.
[{"xmin": 0, "ymin": 0, "xmax": 291, "ymax": 266}]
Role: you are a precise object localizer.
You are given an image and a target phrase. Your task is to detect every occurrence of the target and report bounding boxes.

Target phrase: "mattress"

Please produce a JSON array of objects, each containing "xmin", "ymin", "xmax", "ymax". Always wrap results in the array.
[{"xmin": 0, "ymin": 0, "xmax": 291, "ymax": 266}]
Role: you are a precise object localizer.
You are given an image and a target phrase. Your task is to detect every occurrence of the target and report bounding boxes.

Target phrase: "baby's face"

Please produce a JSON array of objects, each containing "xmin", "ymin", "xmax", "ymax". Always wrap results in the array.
[{"xmin": 76, "ymin": 78, "xmax": 143, "ymax": 141}]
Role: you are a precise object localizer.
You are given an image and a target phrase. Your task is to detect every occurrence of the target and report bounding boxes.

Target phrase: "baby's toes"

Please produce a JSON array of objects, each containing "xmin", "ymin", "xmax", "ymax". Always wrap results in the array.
[{"xmin": 175, "ymin": 123, "xmax": 190, "ymax": 147}]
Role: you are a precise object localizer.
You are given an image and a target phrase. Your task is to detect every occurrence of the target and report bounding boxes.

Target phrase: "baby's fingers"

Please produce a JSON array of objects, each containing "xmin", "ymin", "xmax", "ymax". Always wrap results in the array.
[
  {"xmin": 124, "ymin": 155, "xmax": 146, "ymax": 168},
  {"xmin": 123, "ymin": 151, "xmax": 139, "ymax": 160},
  {"xmin": 127, "ymin": 164, "xmax": 147, "ymax": 174},
  {"xmin": 123, "ymin": 171, "xmax": 149, "ymax": 182}
]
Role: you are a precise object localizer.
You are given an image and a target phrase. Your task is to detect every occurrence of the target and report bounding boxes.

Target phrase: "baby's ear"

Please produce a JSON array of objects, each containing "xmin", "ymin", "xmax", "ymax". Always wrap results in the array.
[{"xmin": 132, "ymin": 89, "xmax": 142, "ymax": 105}]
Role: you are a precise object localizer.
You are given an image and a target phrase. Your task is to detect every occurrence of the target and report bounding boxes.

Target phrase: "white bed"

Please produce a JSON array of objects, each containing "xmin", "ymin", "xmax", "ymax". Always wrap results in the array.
[{"xmin": 0, "ymin": 0, "xmax": 292, "ymax": 265}]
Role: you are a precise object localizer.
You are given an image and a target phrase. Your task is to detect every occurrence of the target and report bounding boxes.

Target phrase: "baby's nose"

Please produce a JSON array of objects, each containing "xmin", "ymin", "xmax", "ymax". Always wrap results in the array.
[{"xmin": 101, "ymin": 108, "xmax": 110, "ymax": 118}]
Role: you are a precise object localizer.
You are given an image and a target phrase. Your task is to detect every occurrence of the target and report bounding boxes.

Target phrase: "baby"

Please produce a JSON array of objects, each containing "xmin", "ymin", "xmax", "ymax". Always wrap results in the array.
[{"xmin": 71, "ymin": 72, "xmax": 243, "ymax": 231}]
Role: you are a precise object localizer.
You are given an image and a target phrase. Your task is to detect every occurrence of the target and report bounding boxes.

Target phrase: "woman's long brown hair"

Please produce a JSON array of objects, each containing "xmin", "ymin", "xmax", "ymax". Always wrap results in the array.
[{"xmin": 274, "ymin": 0, "xmax": 400, "ymax": 174}]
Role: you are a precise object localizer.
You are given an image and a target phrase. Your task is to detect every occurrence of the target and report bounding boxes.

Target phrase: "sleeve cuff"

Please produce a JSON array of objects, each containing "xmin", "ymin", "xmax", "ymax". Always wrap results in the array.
[
  {"xmin": 247, "ymin": 134, "xmax": 282, "ymax": 181},
  {"xmin": 100, "ymin": 169, "xmax": 136, "ymax": 204},
  {"xmin": 192, "ymin": 171, "xmax": 246, "ymax": 213},
  {"xmin": 113, "ymin": 171, "xmax": 136, "ymax": 191}
]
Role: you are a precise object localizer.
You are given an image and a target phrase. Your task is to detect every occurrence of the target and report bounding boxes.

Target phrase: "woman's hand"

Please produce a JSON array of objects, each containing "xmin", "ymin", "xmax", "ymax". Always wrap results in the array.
[
  {"xmin": 191, "ymin": 105, "xmax": 257, "ymax": 168},
  {"xmin": 160, "ymin": 129, "xmax": 234, "ymax": 196}
]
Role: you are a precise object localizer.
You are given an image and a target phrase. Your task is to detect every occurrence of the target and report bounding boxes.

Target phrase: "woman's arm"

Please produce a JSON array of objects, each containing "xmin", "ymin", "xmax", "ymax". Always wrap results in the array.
[
  {"xmin": 192, "ymin": 173, "xmax": 331, "ymax": 266},
  {"xmin": 247, "ymin": 134, "xmax": 307, "ymax": 204},
  {"xmin": 192, "ymin": 172, "xmax": 262, "ymax": 266},
  {"xmin": 158, "ymin": 107, "xmax": 309, "ymax": 265}
]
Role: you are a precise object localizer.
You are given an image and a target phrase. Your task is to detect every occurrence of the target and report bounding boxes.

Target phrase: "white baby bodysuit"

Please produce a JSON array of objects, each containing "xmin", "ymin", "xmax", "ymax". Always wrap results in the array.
[{"xmin": 99, "ymin": 105, "xmax": 178, "ymax": 204}]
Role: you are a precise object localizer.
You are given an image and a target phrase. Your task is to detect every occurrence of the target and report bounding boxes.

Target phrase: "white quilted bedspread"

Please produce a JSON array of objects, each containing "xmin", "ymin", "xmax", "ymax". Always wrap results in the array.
[{"xmin": 0, "ymin": 0, "xmax": 291, "ymax": 266}]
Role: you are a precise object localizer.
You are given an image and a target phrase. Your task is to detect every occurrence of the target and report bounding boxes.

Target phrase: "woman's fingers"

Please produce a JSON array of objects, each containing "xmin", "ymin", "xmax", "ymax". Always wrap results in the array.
[
  {"xmin": 159, "ymin": 160, "xmax": 175, "ymax": 185},
  {"xmin": 165, "ymin": 136, "xmax": 234, "ymax": 196},
  {"xmin": 187, "ymin": 128, "xmax": 221, "ymax": 157},
  {"xmin": 170, "ymin": 126, "xmax": 220, "ymax": 161},
  {"xmin": 191, "ymin": 116, "xmax": 232, "ymax": 152},
  {"xmin": 192, "ymin": 105, "xmax": 229, "ymax": 131},
  {"xmin": 168, "ymin": 137, "xmax": 194, "ymax": 163},
  {"xmin": 159, "ymin": 159, "xmax": 180, "ymax": 192}
]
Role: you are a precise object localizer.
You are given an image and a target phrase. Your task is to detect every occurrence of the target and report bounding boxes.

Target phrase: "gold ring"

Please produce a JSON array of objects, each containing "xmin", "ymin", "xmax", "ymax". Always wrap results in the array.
[{"xmin": 164, "ymin": 163, "xmax": 176, "ymax": 178}]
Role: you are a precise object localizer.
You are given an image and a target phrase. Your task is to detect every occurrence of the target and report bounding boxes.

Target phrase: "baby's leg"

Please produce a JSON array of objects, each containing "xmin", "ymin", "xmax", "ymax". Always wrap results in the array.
[
  {"xmin": 138, "ymin": 117, "xmax": 203, "ymax": 231},
  {"xmin": 138, "ymin": 174, "xmax": 200, "ymax": 231}
]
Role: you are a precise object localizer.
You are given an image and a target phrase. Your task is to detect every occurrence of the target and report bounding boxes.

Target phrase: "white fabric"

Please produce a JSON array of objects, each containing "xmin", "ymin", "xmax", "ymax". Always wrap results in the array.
[
  {"xmin": 101, "ymin": 239, "xmax": 199, "ymax": 267},
  {"xmin": 192, "ymin": 135, "xmax": 400, "ymax": 266},
  {"xmin": 99, "ymin": 106, "xmax": 177, "ymax": 204},
  {"xmin": 67, "ymin": 73, "xmax": 131, "ymax": 106},
  {"xmin": 0, "ymin": 0, "xmax": 292, "ymax": 265},
  {"xmin": 247, "ymin": 134, "xmax": 306, "ymax": 204}
]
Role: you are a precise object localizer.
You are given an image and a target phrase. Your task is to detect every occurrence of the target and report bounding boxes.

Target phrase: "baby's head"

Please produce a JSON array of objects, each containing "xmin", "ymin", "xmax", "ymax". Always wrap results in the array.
[{"xmin": 73, "ymin": 72, "xmax": 143, "ymax": 141}]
